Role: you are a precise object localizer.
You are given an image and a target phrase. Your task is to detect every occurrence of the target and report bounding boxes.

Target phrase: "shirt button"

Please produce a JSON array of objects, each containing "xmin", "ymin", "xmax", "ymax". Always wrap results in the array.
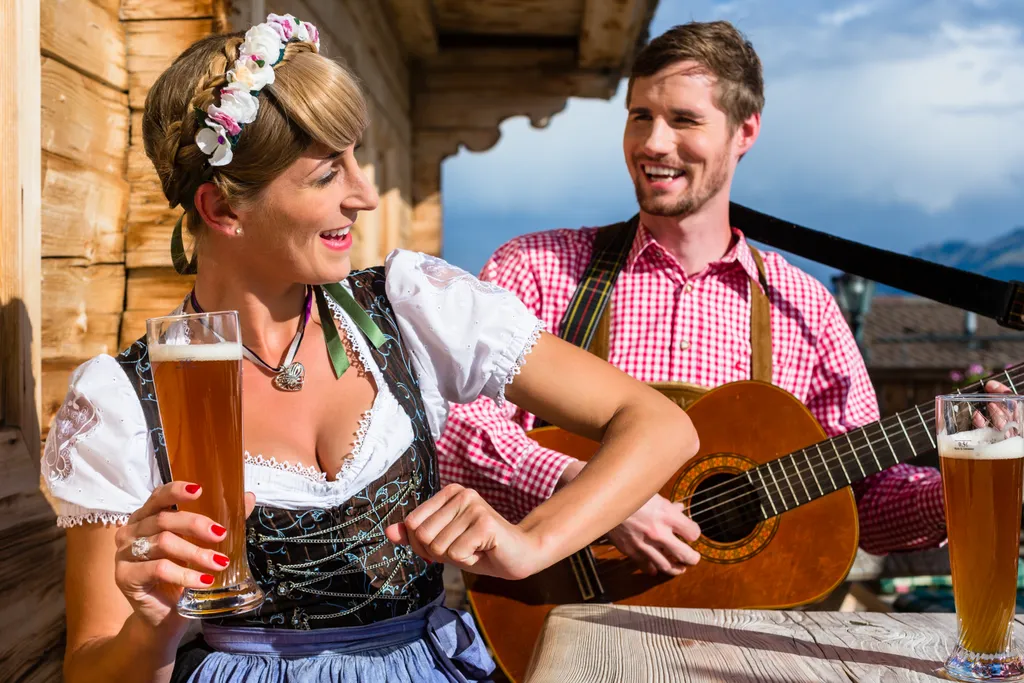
[
  {"xmin": 683, "ymin": 283, "xmax": 693, "ymax": 294},
  {"xmin": 679, "ymin": 340, "xmax": 691, "ymax": 351}
]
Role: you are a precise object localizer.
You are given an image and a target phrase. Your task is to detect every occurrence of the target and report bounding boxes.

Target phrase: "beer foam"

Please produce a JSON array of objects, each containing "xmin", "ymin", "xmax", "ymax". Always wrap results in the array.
[
  {"xmin": 938, "ymin": 428, "xmax": 1024, "ymax": 460},
  {"xmin": 149, "ymin": 342, "xmax": 242, "ymax": 362}
]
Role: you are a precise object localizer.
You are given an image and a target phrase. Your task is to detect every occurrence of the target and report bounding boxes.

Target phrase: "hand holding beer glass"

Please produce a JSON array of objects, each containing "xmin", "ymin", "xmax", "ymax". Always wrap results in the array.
[
  {"xmin": 939, "ymin": 393, "xmax": 1024, "ymax": 681},
  {"xmin": 146, "ymin": 311, "xmax": 263, "ymax": 617}
]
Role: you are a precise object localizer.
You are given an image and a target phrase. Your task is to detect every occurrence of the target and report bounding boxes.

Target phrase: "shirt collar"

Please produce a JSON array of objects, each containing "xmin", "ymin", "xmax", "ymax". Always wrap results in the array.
[{"xmin": 627, "ymin": 221, "xmax": 764, "ymax": 288}]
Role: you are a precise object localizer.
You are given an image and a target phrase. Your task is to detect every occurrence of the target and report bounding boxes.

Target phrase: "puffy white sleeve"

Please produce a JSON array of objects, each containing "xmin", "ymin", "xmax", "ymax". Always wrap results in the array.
[
  {"xmin": 384, "ymin": 249, "xmax": 545, "ymax": 439},
  {"xmin": 41, "ymin": 354, "xmax": 162, "ymax": 527}
]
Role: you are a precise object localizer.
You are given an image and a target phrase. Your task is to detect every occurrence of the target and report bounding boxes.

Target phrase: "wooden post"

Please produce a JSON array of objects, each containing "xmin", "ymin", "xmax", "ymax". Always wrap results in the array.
[{"xmin": 0, "ymin": 1, "xmax": 61, "ymax": 681}]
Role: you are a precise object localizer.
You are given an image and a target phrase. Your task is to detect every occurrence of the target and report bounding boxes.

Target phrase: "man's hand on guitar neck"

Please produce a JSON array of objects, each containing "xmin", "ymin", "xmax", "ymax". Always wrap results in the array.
[{"xmin": 559, "ymin": 460, "xmax": 701, "ymax": 576}]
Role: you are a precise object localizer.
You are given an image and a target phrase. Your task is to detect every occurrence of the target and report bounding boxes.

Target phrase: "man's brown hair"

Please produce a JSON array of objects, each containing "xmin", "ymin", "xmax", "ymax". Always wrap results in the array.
[{"xmin": 627, "ymin": 20, "xmax": 764, "ymax": 128}]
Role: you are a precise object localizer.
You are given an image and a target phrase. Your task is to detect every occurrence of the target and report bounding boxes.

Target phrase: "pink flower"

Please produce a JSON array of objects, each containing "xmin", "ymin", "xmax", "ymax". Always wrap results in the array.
[
  {"xmin": 302, "ymin": 21, "xmax": 319, "ymax": 48},
  {"xmin": 968, "ymin": 363, "xmax": 985, "ymax": 377},
  {"xmin": 266, "ymin": 13, "xmax": 295, "ymax": 41},
  {"xmin": 207, "ymin": 110, "xmax": 241, "ymax": 136},
  {"xmin": 950, "ymin": 371, "xmax": 964, "ymax": 382}
]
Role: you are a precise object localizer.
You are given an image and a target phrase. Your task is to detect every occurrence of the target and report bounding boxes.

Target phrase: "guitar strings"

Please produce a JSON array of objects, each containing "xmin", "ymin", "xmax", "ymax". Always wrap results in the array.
[
  {"xmin": 678, "ymin": 366, "xmax": 1024, "ymax": 522},
  {"xmin": 691, "ymin": 404, "xmax": 950, "ymax": 521},
  {"xmin": 685, "ymin": 365, "xmax": 1023, "ymax": 510},
  {"xmin": 688, "ymin": 374, "xmax": 1024, "ymax": 523}
]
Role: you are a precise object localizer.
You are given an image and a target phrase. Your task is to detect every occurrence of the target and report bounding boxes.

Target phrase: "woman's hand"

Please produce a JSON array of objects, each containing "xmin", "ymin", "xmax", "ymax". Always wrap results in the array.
[
  {"xmin": 385, "ymin": 484, "xmax": 542, "ymax": 581},
  {"xmin": 112, "ymin": 482, "xmax": 256, "ymax": 630}
]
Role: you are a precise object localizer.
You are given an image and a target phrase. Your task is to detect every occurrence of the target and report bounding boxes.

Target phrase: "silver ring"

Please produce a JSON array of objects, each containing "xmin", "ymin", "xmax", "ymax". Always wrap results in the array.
[{"xmin": 131, "ymin": 536, "xmax": 152, "ymax": 561}]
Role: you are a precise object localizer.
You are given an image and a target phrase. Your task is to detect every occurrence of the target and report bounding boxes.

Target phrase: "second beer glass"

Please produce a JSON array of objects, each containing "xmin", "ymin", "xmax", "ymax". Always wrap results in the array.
[{"xmin": 938, "ymin": 393, "xmax": 1024, "ymax": 681}]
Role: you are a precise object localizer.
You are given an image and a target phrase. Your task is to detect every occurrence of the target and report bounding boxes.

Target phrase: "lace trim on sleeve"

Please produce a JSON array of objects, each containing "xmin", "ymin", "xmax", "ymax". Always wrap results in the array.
[{"xmin": 495, "ymin": 321, "xmax": 545, "ymax": 408}]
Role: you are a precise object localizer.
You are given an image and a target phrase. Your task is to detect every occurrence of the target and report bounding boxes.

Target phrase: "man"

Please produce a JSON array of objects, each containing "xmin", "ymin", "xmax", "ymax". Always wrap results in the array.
[{"xmin": 436, "ymin": 20, "xmax": 946, "ymax": 576}]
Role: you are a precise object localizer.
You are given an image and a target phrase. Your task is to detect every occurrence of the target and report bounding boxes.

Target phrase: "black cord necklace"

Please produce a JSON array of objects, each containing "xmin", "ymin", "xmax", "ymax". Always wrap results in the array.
[{"xmin": 189, "ymin": 287, "xmax": 313, "ymax": 392}]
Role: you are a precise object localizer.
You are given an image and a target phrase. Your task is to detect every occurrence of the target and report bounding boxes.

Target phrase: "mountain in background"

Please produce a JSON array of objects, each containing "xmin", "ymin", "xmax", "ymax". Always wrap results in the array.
[{"xmin": 874, "ymin": 226, "xmax": 1024, "ymax": 295}]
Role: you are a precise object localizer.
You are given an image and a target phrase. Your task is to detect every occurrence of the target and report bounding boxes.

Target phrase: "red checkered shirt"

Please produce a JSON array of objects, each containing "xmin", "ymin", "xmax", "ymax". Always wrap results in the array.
[{"xmin": 437, "ymin": 223, "xmax": 947, "ymax": 555}]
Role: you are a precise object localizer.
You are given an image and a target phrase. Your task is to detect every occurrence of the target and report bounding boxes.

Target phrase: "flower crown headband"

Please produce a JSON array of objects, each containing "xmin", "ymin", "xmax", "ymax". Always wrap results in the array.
[
  {"xmin": 171, "ymin": 13, "xmax": 320, "ymax": 275},
  {"xmin": 195, "ymin": 13, "xmax": 321, "ymax": 167},
  {"xmin": 175, "ymin": 15, "xmax": 382, "ymax": 381}
]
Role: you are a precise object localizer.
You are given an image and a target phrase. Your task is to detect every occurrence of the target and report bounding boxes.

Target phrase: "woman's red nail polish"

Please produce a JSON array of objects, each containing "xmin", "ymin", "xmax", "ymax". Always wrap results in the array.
[
  {"xmin": 185, "ymin": 484, "xmax": 201, "ymax": 494},
  {"xmin": 200, "ymin": 574, "xmax": 214, "ymax": 585},
  {"xmin": 211, "ymin": 524, "xmax": 227, "ymax": 536},
  {"xmin": 213, "ymin": 554, "xmax": 229, "ymax": 567}
]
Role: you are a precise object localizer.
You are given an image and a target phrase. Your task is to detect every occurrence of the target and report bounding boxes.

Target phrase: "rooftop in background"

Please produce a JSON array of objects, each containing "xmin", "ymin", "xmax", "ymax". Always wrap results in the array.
[{"xmin": 863, "ymin": 296, "xmax": 1024, "ymax": 371}]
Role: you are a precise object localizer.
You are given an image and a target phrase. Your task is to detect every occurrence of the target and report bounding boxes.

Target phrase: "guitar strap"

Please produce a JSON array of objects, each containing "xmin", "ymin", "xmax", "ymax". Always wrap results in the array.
[
  {"xmin": 534, "ymin": 218, "xmax": 773, "ymax": 426},
  {"xmin": 730, "ymin": 202, "xmax": 1024, "ymax": 330}
]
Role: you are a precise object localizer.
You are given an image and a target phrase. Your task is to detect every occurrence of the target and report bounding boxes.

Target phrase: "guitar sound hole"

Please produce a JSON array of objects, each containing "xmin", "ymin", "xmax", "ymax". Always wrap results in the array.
[{"xmin": 689, "ymin": 473, "xmax": 761, "ymax": 544}]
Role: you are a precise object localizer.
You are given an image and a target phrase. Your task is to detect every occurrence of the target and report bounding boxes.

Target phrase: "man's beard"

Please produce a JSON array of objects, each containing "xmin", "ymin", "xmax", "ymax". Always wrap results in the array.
[{"xmin": 633, "ymin": 153, "xmax": 730, "ymax": 218}]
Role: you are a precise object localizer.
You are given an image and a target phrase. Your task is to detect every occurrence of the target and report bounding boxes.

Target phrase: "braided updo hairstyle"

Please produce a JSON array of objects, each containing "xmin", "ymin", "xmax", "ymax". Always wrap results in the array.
[{"xmin": 142, "ymin": 31, "xmax": 368, "ymax": 251}]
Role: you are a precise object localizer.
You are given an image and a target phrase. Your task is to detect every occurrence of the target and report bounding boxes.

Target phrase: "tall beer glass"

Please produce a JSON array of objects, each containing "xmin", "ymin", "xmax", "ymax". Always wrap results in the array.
[
  {"xmin": 938, "ymin": 394, "xmax": 1024, "ymax": 681},
  {"xmin": 146, "ymin": 311, "xmax": 263, "ymax": 617}
]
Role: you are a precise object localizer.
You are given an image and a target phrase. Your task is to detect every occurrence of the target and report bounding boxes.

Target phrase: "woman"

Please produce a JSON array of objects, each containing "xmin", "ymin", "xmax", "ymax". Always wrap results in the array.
[{"xmin": 44, "ymin": 14, "xmax": 699, "ymax": 683}]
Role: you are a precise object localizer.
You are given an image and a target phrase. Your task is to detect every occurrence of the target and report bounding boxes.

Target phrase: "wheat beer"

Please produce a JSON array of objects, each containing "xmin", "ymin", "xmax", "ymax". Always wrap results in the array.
[
  {"xmin": 148, "ymin": 312, "xmax": 262, "ymax": 617},
  {"xmin": 938, "ymin": 393, "xmax": 1024, "ymax": 681},
  {"xmin": 940, "ymin": 431, "xmax": 1024, "ymax": 653}
]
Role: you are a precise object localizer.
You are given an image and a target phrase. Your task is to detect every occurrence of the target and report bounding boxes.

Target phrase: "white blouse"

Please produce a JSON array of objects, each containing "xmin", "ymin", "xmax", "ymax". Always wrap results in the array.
[{"xmin": 41, "ymin": 250, "xmax": 545, "ymax": 527}]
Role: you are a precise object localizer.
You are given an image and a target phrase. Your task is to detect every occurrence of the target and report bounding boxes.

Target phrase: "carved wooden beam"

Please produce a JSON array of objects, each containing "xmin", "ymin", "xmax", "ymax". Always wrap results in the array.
[
  {"xmin": 409, "ymin": 128, "xmax": 499, "ymax": 256},
  {"xmin": 384, "ymin": 0, "xmax": 439, "ymax": 60},
  {"xmin": 413, "ymin": 56, "xmax": 617, "ymax": 143},
  {"xmin": 579, "ymin": 0, "xmax": 655, "ymax": 69},
  {"xmin": 421, "ymin": 46, "xmax": 577, "ymax": 71}
]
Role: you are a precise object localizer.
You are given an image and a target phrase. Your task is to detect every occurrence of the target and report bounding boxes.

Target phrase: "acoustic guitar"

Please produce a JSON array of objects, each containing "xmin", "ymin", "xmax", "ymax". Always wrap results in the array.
[{"xmin": 465, "ymin": 366, "xmax": 1024, "ymax": 683}]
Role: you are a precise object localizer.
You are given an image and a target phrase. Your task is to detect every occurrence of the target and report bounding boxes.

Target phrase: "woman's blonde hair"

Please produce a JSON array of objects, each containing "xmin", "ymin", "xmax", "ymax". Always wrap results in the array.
[{"xmin": 142, "ymin": 31, "xmax": 368, "ymax": 245}]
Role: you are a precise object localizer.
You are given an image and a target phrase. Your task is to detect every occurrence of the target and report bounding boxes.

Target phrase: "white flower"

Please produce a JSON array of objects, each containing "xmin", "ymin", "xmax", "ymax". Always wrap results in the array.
[
  {"xmin": 293, "ymin": 20, "xmax": 310, "ymax": 43},
  {"xmin": 228, "ymin": 55, "xmax": 275, "ymax": 91},
  {"xmin": 239, "ymin": 22, "xmax": 283, "ymax": 66},
  {"xmin": 212, "ymin": 85, "xmax": 258, "ymax": 125},
  {"xmin": 196, "ymin": 124, "xmax": 233, "ymax": 167}
]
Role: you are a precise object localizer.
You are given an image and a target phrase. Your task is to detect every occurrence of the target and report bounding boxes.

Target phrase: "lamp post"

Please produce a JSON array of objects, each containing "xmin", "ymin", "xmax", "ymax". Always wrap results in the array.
[{"xmin": 833, "ymin": 273, "xmax": 875, "ymax": 361}]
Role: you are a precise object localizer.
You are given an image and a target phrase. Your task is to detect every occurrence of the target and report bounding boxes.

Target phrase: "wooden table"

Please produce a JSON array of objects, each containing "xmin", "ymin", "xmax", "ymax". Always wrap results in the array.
[{"xmin": 523, "ymin": 605, "xmax": 1023, "ymax": 682}]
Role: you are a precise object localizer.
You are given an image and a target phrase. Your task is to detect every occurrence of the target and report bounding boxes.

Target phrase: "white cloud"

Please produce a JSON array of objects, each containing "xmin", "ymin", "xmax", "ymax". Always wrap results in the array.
[
  {"xmin": 746, "ymin": 22, "xmax": 1024, "ymax": 213},
  {"xmin": 445, "ymin": 20, "xmax": 1024, "ymax": 217},
  {"xmin": 818, "ymin": 2, "xmax": 878, "ymax": 28}
]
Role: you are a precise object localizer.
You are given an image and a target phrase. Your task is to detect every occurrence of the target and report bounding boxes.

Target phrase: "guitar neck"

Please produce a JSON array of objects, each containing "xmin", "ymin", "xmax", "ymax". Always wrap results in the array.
[{"xmin": 747, "ymin": 363, "xmax": 1024, "ymax": 519}]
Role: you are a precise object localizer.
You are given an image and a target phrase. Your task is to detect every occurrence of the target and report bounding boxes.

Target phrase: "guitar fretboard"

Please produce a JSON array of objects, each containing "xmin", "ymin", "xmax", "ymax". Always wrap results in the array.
[{"xmin": 691, "ymin": 364, "xmax": 1024, "ymax": 524}]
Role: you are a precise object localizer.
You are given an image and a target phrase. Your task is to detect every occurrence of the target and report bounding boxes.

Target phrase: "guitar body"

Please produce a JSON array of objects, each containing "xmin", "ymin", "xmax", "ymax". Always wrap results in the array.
[{"xmin": 465, "ymin": 381, "xmax": 859, "ymax": 683}]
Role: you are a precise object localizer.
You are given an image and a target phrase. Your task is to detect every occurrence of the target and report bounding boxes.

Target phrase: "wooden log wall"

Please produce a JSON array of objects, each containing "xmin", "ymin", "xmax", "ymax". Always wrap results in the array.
[
  {"xmin": 119, "ymin": 5, "xmax": 213, "ymax": 347},
  {"xmin": 40, "ymin": 0, "xmax": 130, "ymax": 437}
]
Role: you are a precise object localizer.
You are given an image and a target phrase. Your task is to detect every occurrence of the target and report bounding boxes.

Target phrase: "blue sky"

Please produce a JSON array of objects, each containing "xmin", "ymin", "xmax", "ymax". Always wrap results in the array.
[{"xmin": 439, "ymin": 0, "xmax": 1024, "ymax": 286}]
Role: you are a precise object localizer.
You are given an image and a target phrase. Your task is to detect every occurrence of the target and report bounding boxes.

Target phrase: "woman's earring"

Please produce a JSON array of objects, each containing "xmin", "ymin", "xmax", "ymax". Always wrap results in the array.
[{"xmin": 234, "ymin": 227, "xmax": 243, "ymax": 236}]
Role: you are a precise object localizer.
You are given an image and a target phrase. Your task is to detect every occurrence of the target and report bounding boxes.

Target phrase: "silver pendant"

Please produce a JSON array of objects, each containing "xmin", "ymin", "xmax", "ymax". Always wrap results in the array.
[{"xmin": 273, "ymin": 362, "xmax": 305, "ymax": 392}]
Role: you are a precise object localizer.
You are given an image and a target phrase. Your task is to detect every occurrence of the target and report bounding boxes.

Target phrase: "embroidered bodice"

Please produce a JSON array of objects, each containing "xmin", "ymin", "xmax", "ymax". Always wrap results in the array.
[{"xmin": 41, "ymin": 250, "xmax": 545, "ymax": 628}]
